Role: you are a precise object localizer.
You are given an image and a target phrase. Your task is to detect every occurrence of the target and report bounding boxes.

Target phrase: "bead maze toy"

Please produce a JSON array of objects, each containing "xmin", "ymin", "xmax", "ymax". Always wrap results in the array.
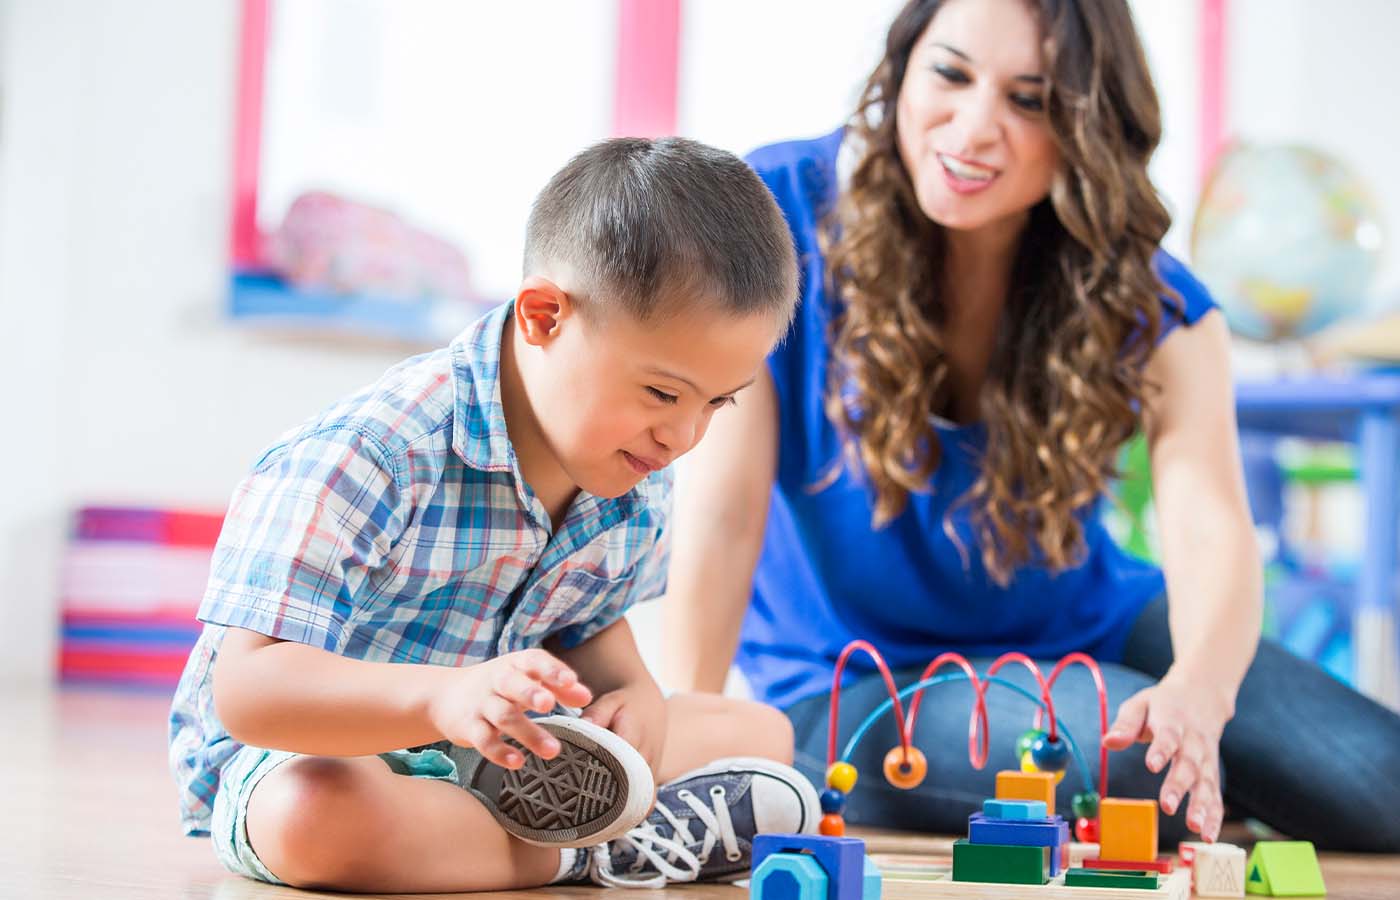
[{"xmin": 752, "ymin": 640, "xmax": 1223, "ymax": 900}]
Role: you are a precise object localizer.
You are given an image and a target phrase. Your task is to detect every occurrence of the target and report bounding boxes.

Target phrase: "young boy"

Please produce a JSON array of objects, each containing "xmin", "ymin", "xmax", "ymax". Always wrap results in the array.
[{"xmin": 169, "ymin": 137, "xmax": 815, "ymax": 892}]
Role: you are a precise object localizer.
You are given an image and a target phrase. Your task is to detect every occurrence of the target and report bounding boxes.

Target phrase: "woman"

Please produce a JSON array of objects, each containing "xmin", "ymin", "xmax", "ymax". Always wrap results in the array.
[{"xmin": 664, "ymin": 0, "xmax": 1400, "ymax": 850}]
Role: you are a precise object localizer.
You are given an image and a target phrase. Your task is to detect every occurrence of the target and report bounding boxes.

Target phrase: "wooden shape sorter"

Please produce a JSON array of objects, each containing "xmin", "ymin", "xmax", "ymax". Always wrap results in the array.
[{"xmin": 871, "ymin": 852, "xmax": 1192, "ymax": 900}]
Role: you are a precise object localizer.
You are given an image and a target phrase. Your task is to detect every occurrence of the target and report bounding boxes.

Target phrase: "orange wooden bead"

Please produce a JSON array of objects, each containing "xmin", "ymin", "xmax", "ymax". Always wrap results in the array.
[
  {"xmin": 819, "ymin": 813, "xmax": 846, "ymax": 836},
  {"xmin": 883, "ymin": 744, "xmax": 928, "ymax": 789}
]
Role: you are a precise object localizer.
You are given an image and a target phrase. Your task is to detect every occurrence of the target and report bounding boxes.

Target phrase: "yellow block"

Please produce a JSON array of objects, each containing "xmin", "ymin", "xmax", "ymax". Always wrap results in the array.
[
  {"xmin": 1098, "ymin": 797, "xmax": 1158, "ymax": 862},
  {"xmin": 994, "ymin": 770, "xmax": 1055, "ymax": 809}
]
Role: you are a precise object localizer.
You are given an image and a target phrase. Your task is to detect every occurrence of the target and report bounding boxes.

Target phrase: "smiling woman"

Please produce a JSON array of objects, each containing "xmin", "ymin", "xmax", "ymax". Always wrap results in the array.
[{"xmin": 662, "ymin": 0, "xmax": 1400, "ymax": 855}]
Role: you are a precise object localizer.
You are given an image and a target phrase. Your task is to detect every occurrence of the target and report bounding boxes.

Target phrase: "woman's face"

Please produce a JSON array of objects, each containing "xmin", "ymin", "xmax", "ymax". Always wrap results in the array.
[{"xmin": 895, "ymin": 0, "xmax": 1060, "ymax": 235}]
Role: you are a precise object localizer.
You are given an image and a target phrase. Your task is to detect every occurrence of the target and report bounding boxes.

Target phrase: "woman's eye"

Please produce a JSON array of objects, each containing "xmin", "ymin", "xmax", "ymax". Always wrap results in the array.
[
  {"xmin": 647, "ymin": 387, "xmax": 679, "ymax": 404},
  {"xmin": 1011, "ymin": 93, "xmax": 1045, "ymax": 112},
  {"xmin": 934, "ymin": 64, "xmax": 970, "ymax": 84}
]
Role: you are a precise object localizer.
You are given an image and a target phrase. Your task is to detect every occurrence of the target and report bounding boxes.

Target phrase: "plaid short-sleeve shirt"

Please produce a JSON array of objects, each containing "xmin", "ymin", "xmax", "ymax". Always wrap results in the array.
[{"xmin": 168, "ymin": 301, "xmax": 670, "ymax": 836}]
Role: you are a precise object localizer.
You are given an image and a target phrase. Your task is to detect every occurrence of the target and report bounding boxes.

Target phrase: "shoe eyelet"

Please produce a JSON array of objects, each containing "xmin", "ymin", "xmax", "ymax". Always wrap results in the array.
[
  {"xmin": 727, "ymin": 850, "xmax": 742, "ymax": 862},
  {"xmin": 710, "ymin": 785, "xmax": 725, "ymax": 798},
  {"xmin": 678, "ymin": 789, "xmax": 695, "ymax": 801}
]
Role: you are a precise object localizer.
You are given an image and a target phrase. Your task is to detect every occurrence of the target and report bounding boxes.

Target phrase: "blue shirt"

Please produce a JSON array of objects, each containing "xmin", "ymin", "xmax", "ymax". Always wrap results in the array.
[
  {"xmin": 739, "ymin": 128, "xmax": 1216, "ymax": 711},
  {"xmin": 169, "ymin": 301, "xmax": 670, "ymax": 835}
]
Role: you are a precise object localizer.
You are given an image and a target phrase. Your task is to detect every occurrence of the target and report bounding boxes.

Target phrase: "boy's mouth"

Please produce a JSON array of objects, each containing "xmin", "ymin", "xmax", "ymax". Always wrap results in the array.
[{"xmin": 621, "ymin": 450, "xmax": 664, "ymax": 474}]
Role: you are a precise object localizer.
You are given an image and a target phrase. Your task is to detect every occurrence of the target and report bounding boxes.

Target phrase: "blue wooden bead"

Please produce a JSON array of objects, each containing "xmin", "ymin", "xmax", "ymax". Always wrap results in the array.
[
  {"xmin": 1029, "ymin": 733, "xmax": 1071, "ymax": 772},
  {"xmin": 820, "ymin": 788, "xmax": 847, "ymax": 814},
  {"xmin": 1015, "ymin": 728, "xmax": 1046, "ymax": 760}
]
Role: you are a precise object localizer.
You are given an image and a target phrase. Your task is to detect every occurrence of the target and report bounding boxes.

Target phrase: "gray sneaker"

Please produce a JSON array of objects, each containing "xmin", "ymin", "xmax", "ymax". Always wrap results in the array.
[
  {"xmin": 442, "ymin": 714, "xmax": 655, "ymax": 848},
  {"xmin": 584, "ymin": 757, "xmax": 822, "ymax": 887}
]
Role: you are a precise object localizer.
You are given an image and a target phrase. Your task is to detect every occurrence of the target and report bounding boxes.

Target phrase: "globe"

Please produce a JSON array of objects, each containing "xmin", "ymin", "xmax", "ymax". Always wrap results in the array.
[{"xmin": 1190, "ymin": 144, "xmax": 1384, "ymax": 341}]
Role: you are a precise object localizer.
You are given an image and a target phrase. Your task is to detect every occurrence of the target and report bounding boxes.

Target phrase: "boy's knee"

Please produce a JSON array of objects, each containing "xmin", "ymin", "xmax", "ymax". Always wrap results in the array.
[
  {"xmin": 740, "ymin": 699, "xmax": 796, "ymax": 764},
  {"xmin": 247, "ymin": 756, "xmax": 382, "ymax": 888}
]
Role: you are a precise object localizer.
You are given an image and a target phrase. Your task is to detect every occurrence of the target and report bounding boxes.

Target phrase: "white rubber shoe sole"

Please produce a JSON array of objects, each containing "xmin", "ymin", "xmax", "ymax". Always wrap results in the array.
[{"xmin": 449, "ymin": 714, "xmax": 655, "ymax": 848}]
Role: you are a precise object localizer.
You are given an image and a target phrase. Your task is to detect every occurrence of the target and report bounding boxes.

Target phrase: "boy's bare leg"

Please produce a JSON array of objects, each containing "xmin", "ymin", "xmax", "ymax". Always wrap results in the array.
[
  {"xmin": 245, "ymin": 755, "xmax": 563, "ymax": 893},
  {"xmin": 658, "ymin": 692, "xmax": 795, "ymax": 782}
]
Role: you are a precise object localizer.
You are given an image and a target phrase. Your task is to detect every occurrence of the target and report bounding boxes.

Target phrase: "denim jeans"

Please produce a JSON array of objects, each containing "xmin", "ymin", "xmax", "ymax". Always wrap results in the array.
[{"xmin": 786, "ymin": 595, "xmax": 1400, "ymax": 851}]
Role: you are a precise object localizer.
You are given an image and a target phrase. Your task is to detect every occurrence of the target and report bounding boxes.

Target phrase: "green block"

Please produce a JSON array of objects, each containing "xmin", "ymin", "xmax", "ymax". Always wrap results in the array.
[
  {"xmin": 1064, "ymin": 869, "xmax": 1160, "ymax": 890},
  {"xmin": 951, "ymin": 839, "xmax": 1047, "ymax": 885},
  {"xmin": 1246, "ymin": 841, "xmax": 1326, "ymax": 896}
]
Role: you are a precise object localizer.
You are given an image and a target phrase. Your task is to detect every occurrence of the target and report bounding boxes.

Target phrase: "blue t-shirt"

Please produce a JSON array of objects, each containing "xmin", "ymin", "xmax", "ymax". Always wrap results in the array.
[{"xmin": 739, "ymin": 127, "xmax": 1217, "ymax": 711}]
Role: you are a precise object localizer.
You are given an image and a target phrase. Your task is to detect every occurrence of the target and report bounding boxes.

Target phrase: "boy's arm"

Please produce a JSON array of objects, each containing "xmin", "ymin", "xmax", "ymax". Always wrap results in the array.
[{"xmin": 216, "ymin": 627, "xmax": 592, "ymax": 762}]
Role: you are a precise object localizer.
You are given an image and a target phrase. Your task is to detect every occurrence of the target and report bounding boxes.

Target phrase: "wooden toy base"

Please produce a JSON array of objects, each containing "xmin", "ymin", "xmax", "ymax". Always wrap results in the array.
[{"xmin": 873, "ymin": 854, "xmax": 1191, "ymax": 900}]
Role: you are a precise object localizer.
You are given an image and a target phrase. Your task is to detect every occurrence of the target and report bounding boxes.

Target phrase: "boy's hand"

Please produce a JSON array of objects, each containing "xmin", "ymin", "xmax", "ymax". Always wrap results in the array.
[
  {"xmin": 581, "ymin": 679, "xmax": 668, "ymax": 778},
  {"xmin": 1102, "ymin": 668, "xmax": 1234, "ymax": 842},
  {"xmin": 429, "ymin": 649, "xmax": 593, "ymax": 770}
]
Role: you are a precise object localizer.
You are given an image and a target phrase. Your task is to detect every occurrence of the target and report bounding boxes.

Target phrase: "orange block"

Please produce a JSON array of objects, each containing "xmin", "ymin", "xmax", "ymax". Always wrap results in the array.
[
  {"xmin": 994, "ymin": 770, "xmax": 1055, "ymax": 809},
  {"xmin": 1098, "ymin": 797, "xmax": 1159, "ymax": 863}
]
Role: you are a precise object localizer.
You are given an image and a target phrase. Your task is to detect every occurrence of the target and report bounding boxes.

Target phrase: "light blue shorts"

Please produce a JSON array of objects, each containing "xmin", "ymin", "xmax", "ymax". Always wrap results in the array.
[{"xmin": 210, "ymin": 742, "xmax": 462, "ymax": 884}]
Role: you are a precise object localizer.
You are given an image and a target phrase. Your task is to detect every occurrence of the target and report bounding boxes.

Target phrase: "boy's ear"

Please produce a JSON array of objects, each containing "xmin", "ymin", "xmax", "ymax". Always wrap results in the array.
[{"xmin": 515, "ymin": 276, "xmax": 574, "ymax": 346}]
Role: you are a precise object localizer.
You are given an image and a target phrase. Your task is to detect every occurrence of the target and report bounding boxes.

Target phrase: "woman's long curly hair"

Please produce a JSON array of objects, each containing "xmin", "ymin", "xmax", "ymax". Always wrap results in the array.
[{"xmin": 823, "ymin": 0, "xmax": 1172, "ymax": 585}]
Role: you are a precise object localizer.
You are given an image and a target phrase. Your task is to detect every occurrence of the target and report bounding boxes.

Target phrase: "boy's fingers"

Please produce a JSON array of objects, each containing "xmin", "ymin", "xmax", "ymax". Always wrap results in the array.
[
  {"xmin": 462, "ymin": 721, "xmax": 523, "ymax": 769},
  {"xmin": 495, "ymin": 670, "xmax": 558, "ymax": 714},
  {"xmin": 483, "ymin": 696, "xmax": 560, "ymax": 759}
]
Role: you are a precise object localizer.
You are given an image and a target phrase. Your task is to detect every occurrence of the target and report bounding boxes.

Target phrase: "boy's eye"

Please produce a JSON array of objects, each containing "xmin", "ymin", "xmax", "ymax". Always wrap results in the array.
[
  {"xmin": 709, "ymin": 395, "xmax": 738, "ymax": 409},
  {"xmin": 647, "ymin": 387, "xmax": 679, "ymax": 404}
]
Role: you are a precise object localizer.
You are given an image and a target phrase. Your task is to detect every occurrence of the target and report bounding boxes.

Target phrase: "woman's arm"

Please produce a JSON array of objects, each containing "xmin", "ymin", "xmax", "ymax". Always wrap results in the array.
[
  {"xmin": 1104, "ymin": 309, "xmax": 1263, "ymax": 840},
  {"xmin": 661, "ymin": 368, "xmax": 781, "ymax": 693}
]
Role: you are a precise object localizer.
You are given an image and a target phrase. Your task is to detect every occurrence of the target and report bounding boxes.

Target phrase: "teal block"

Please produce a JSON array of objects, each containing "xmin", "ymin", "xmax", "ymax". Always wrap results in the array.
[
  {"xmin": 983, "ymin": 799, "xmax": 1047, "ymax": 820},
  {"xmin": 862, "ymin": 856, "xmax": 882, "ymax": 900},
  {"xmin": 752, "ymin": 853, "xmax": 829, "ymax": 900}
]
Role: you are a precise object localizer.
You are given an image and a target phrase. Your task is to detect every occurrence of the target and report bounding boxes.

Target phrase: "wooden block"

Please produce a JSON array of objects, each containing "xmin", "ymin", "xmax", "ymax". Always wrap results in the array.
[
  {"xmin": 1066, "ymin": 841, "xmax": 1100, "ymax": 866},
  {"xmin": 1099, "ymin": 797, "xmax": 1159, "ymax": 863},
  {"xmin": 983, "ymin": 799, "xmax": 1047, "ymax": 820},
  {"xmin": 1064, "ymin": 868, "xmax": 1160, "ymax": 890},
  {"xmin": 1194, "ymin": 843, "xmax": 1246, "ymax": 898},
  {"xmin": 951, "ymin": 839, "xmax": 1048, "ymax": 885},
  {"xmin": 994, "ymin": 770, "xmax": 1056, "ymax": 809},
  {"xmin": 1179, "ymin": 840, "xmax": 1210, "ymax": 867},
  {"xmin": 1245, "ymin": 841, "xmax": 1326, "ymax": 896},
  {"xmin": 1086, "ymin": 856, "xmax": 1175, "ymax": 873}
]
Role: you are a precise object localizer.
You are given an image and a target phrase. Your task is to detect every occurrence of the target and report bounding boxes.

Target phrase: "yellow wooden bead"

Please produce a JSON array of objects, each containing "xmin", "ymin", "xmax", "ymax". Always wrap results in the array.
[
  {"xmin": 883, "ymin": 745, "xmax": 928, "ymax": 789},
  {"xmin": 826, "ymin": 761, "xmax": 858, "ymax": 793}
]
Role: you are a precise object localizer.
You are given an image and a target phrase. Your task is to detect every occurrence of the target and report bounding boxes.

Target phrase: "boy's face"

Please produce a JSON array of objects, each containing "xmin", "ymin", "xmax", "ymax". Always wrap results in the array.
[{"xmin": 513, "ymin": 279, "xmax": 783, "ymax": 500}]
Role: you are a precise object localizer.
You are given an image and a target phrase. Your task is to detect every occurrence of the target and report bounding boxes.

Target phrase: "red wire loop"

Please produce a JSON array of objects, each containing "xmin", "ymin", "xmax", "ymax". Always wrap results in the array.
[
  {"xmin": 826, "ymin": 642, "xmax": 1112, "ymax": 798},
  {"xmin": 1041, "ymin": 652, "xmax": 1111, "ymax": 800},
  {"xmin": 827, "ymin": 640, "xmax": 908, "ymax": 769}
]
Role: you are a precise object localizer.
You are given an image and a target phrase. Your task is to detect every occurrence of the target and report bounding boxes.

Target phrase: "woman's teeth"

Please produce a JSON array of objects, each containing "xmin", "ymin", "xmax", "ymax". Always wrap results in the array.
[{"xmin": 939, "ymin": 154, "xmax": 995, "ymax": 181}]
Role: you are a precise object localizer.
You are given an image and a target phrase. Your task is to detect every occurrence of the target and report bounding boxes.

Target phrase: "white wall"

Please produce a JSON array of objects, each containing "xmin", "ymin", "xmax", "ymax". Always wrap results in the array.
[{"xmin": 0, "ymin": 0, "xmax": 407, "ymax": 684}]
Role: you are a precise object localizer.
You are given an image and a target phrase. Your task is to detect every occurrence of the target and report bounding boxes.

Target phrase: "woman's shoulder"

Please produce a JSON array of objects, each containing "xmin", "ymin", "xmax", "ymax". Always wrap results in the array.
[
  {"xmin": 1152, "ymin": 249, "xmax": 1217, "ymax": 326},
  {"xmin": 744, "ymin": 127, "xmax": 846, "ymax": 218}
]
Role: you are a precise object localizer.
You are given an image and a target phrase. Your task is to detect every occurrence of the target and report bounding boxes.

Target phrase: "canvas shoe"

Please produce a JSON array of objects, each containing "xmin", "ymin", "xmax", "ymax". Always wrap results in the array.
[
  {"xmin": 443, "ymin": 713, "xmax": 655, "ymax": 848},
  {"xmin": 574, "ymin": 756, "xmax": 822, "ymax": 888}
]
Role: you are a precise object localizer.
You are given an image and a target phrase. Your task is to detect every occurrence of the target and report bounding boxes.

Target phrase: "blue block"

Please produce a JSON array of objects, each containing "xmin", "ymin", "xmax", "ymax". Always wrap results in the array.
[
  {"xmin": 753, "ymin": 834, "xmax": 867, "ymax": 900},
  {"xmin": 863, "ymin": 856, "xmax": 883, "ymax": 900},
  {"xmin": 982, "ymin": 799, "xmax": 1048, "ymax": 820},
  {"xmin": 967, "ymin": 815, "xmax": 1069, "ymax": 877},
  {"xmin": 752, "ymin": 853, "xmax": 828, "ymax": 900}
]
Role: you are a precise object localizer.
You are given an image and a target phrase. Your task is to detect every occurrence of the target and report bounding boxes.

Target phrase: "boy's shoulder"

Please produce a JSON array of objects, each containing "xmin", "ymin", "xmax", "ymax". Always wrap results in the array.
[{"xmin": 256, "ymin": 346, "xmax": 459, "ymax": 480}]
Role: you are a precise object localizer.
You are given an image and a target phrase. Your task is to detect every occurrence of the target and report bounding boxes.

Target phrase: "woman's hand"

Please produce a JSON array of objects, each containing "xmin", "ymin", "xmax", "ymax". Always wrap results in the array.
[{"xmin": 1102, "ymin": 667, "xmax": 1237, "ymax": 841}]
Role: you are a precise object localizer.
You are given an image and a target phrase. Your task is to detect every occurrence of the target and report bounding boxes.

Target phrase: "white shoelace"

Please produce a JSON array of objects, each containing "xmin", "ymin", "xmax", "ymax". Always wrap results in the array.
[{"xmin": 589, "ymin": 785, "xmax": 742, "ymax": 888}]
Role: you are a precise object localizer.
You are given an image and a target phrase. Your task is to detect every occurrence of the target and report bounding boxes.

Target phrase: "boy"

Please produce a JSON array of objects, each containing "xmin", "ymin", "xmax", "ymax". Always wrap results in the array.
[{"xmin": 169, "ymin": 137, "xmax": 815, "ymax": 892}]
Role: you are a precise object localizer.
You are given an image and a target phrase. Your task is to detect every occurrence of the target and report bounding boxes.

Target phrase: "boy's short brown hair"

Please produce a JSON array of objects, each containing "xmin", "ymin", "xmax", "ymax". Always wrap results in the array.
[{"xmin": 524, "ymin": 137, "xmax": 798, "ymax": 325}]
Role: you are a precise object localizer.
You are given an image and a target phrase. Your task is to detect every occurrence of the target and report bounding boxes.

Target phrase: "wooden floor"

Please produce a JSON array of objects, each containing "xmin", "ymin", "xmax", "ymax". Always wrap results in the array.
[{"xmin": 3, "ymin": 685, "xmax": 1395, "ymax": 899}]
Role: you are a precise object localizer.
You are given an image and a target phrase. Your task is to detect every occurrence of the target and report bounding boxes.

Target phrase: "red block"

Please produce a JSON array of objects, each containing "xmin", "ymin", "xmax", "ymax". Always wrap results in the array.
[{"xmin": 1084, "ymin": 857, "xmax": 1174, "ymax": 874}]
